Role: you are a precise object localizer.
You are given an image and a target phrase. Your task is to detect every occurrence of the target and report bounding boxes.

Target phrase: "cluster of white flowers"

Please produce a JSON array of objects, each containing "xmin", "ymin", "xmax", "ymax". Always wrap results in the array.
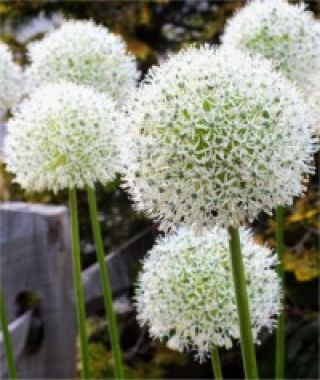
[
  {"xmin": 0, "ymin": 43, "xmax": 22, "ymax": 114},
  {"xmin": 222, "ymin": 0, "xmax": 320, "ymax": 96},
  {"xmin": 3, "ymin": 5, "xmax": 318, "ymax": 365},
  {"xmin": 121, "ymin": 45, "xmax": 316, "ymax": 231},
  {"xmin": 26, "ymin": 20, "xmax": 139, "ymax": 104},
  {"xmin": 5, "ymin": 82, "xmax": 123, "ymax": 192},
  {"xmin": 135, "ymin": 227, "xmax": 280, "ymax": 361}
]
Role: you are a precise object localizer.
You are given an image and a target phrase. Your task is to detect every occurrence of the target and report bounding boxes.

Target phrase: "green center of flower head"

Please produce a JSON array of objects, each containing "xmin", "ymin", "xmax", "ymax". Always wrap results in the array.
[
  {"xmin": 179, "ymin": 91, "xmax": 274, "ymax": 177},
  {"xmin": 143, "ymin": 85, "xmax": 278, "ymax": 190},
  {"xmin": 243, "ymin": 27, "xmax": 291, "ymax": 70},
  {"xmin": 143, "ymin": 69, "xmax": 288, "ymax": 197},
  {"xmin": 46, "ymin": 153, "xmax": 67, "ymax": 171}
]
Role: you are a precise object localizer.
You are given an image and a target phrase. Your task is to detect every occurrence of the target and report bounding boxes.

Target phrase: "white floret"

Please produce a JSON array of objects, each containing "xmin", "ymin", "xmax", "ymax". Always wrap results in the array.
[
  {"xmin": 0, "ymin": 43, "xmax": 22, "ymax": 113},
  {"xmin": 5, "ymin": 82, "xmax": 124, "ymax": 192},
  {"xmin": 121, "ymin": 45, "xmax": 316, "ymax": 231},
  {"xmin": 222, "ymin": 0, "xmax": 320, "ymax": 96},
  {"xmin": 26, "ymin": 20, "xmax": 139, "ymax": 104},
  {"xmin": 136, "ymin": 227, "xmax": 280, "ymax": 361}
]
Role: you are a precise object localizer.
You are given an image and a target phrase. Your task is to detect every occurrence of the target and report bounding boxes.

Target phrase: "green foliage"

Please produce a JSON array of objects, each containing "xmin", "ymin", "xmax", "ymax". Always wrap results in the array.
[
  {"xmin": 85, "ymin": 342, "xmax": 188, "ymax": 379},
  {"xmin": 77, "ymin": 318, "xmax": 189, "ymax": 379}
]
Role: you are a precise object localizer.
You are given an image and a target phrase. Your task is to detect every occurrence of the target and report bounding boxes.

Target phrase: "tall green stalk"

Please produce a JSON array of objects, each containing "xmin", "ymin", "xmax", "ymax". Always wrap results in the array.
[
  {"xmin": 87, "ymin": 186, "xmax": 125, "ymax": 379},
  {"xmin": 275, "ymin": 206, "xmax": 285, "ymax": 380},
  {"xmin": 211, "ymin": 346, "xmax": 223, "ymax": 380},
  {"xmin": 69, "ymin": 188, "xmax": 91, "ymax": 379},
  {"xmin": 0, "ymin": 288, "xmax": 18, "ymax": 379},
  {"xmin": 228, "ymin": 226, "xmax": 259, "ymax": 380}
]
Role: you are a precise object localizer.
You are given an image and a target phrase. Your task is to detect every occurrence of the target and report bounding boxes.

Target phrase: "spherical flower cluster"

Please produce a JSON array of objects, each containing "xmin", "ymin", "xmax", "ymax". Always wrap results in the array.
[
  {"xmin": 5, "ymin": 82, "xmax": 123, "ymax": 192},
  {"xmin": 0, "ymin": 43, "xmax": 22, "ymax": 113},
  {"xmin": 135, "ymin": 227, "xmax": 280, "ymax": 361},
  {"xmin": 222, "ymin": 0, "xmax": 320, "ymax": 96},
  {"xmin": 121, "ymin": 45, "xmax": 316, "ymax": 231},
  {"xmin": 26, "ymin": 20, "xmax": 139, "ymax": 104}
]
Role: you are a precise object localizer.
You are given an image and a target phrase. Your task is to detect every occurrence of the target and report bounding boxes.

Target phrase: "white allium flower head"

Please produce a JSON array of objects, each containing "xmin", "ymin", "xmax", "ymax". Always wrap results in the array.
[
  {"xmin": 222, "ymin": 0, "xmax": 320, "ymax": 96},
  {"xmin": 121, "ymin": 45, "xmax": 316, "ymax": 231},
  {"xmin": 5, "ymin": 82, "xmax": 122, "ymax": 192},
  {"xmin": 26, "ymin": 20, "xmax": 139, "ymax": 104},
  {"xmin": 0, "ymin": 43, "xmax": 22, "ymax": 113},
  {"xmin": 135, "ymin": 227, "xmax": 280, "ymax": 361}
]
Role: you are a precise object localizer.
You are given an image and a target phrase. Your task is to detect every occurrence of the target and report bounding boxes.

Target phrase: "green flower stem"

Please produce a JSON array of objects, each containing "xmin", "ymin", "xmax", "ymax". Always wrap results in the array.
[
  {"xmin": 69, "ymin": 188, "xmax": 91, "ymax": 379},
  {"xmin": 228, "ymin": 226, "xmax": 259, "ymax": 380},
  {"xmin": 211, "ymin": 346, "xmax": 223, "ymax": 380},
  {"xmin": 275, "ymin": 206, "xmax": 285, "ymax": 380},
  {"xmin": 87, "ymin": 187, "xmax": 125, "ymax": 379},
  {"xmin": 0, "ymin": 288, "xmax": 18, "ymax": 379}
]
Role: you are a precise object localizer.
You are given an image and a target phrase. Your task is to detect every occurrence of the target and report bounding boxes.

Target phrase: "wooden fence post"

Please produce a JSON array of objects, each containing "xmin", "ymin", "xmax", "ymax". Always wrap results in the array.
[{"xmin": 0, "ymin": 202, "xmax": 76, "ymax": 378}]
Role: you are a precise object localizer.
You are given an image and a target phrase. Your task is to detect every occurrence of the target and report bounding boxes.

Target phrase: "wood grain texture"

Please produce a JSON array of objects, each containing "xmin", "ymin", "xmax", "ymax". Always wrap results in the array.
[{"xmin": 0, "ymin": 203, "xmax": 76, "ymax": 379}]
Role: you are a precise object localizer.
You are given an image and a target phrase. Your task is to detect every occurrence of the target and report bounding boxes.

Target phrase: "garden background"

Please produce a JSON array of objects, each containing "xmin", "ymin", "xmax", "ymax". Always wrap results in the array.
[{"xmin": 0, "ymin": 0, "xmax": 319, "ymax": 378}]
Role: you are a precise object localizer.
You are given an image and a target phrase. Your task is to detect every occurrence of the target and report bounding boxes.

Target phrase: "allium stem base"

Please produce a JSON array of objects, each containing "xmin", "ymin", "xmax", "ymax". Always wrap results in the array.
[
  {"xmin": 275, "ymin": 206, "xmax": 285, "ymax": 380},
  {"xmin": 69, "ymin": 188, "xmax": 91, "ymax": 379},
  {"xmin": 0, "ymin": 287, "xmax": 18, "ymax": 379},
  {"xmin": 211, "ymin": 346, "xmax": 223, "ymax": 380},
  {"xmin": 87, "ymin": 187, "xmax": 125, "ymax": 379},
  {"xmin": 228, "ymin": 226, "xmax": 259, "ymax": 380}
]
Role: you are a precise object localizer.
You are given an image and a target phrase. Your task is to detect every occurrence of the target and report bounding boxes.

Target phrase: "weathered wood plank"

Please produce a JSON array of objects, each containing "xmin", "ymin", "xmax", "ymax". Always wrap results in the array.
[
  {"xmin": 0, "ymin": 203, "xmax": 76, "ymax": 379},
  {"xmin": 0, "ymin": 311, "xmax": 32, "ymax": 374}
]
